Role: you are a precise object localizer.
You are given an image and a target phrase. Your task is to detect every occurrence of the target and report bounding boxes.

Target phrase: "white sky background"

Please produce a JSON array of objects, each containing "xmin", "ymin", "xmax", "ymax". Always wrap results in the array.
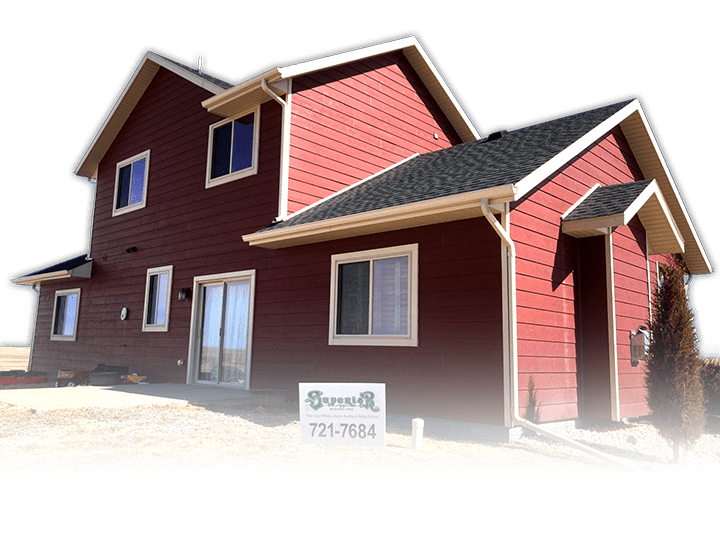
[{"xmin": 0, "ymin": 291, "xmax": 720, "ymax": 358}]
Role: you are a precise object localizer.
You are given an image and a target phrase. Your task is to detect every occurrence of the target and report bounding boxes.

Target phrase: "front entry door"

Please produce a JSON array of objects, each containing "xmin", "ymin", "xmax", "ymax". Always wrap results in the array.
[{"xmin": 191, "ymin": 271, "xmax": 255, "ymax": 388}]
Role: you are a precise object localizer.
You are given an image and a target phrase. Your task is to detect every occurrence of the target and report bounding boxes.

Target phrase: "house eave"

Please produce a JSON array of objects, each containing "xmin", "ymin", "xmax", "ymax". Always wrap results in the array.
[
  {"xmin": 243, "ymin": 185, "xmax": 516, "ymax": 249},
  {"xmin": 12, "ymin": 260, "xmax": 93, "ymax": 286}
]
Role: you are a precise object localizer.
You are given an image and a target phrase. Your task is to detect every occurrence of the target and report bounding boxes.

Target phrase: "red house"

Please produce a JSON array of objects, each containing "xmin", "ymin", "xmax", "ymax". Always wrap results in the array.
[{"xmin": 14, "ymin": 37, "xmax": 712, "ymax": 436}]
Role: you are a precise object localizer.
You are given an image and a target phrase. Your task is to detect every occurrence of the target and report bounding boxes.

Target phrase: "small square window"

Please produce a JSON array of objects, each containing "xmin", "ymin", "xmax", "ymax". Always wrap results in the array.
[
  {"xmin": 329, "ymin": 244, "xmax": 418, "ymax": 346},
  {"xmin": 113, "ymin": 150, "xmax": 150, "ymax": 216},
  {"xmin": 51, "ymin": 289, "xmax": 81, "ymax": 341},
  {"xmin": 206, "ymin": 107, "xmax": 259, "ymax": 188},
  {"xmin": 143, "ymin": 266, "xmax": 173, "ymax": 332}
]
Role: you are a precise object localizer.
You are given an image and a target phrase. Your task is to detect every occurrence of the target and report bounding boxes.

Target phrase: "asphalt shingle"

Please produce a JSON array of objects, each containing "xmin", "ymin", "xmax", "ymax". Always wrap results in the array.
[
  {"xmin": 564, "ymin": 180, "xmax": 653, "ymax": 221},
  {"xmin": 265, "ymin": 100, "xmax": 633, "ymax": 232}
]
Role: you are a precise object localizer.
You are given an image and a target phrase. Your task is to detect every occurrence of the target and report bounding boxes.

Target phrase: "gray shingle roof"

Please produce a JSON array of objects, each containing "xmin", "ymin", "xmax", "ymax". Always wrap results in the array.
[
  {"xmin": 265, "ymin": 100, "xmax": 633, "ymax": 232},
  {"xmin": 160, "ymin": 56, "xmax": 234, "ymax": 90},
  {"xmin": 21, "ymin": 254, "xmax": 90, "ymax": 278},
  {"xmin": 564, "ymin": 180, "xmax": 654, "ymax": 221}
]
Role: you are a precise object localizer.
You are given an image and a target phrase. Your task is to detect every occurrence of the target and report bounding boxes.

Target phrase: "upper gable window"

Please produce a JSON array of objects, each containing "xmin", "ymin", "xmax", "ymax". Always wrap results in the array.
[
  {"xmin": 206, "ymin": 106, "xmax": 259, "ymax": 188},
  {"xmin": 113, "ymin": 150, "xmax": 150, "ymax": 216}
]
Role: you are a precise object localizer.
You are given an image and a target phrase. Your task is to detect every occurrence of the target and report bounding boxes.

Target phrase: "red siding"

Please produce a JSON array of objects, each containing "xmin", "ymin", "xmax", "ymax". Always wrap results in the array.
[
  {"xmin": 512, "ymin": 126, "xmax": 649, "ymax": 422},
  {"xmin": 614, "ymin": 216, "xmax": 651, "ymax": 419},
  {"xmin": 29, "ymin": 65, "xmax": 502, "ymax": 423},
  {"xmin": 248, "ymin": 218, "xmax": 505, "ymax": 424},
  {"xmin": 31, "ymin": 67, "xmax": 281, "ymax": 381},
  {"xmin": 287, "ymin": 51, "xmax": 461, "ymax": 213}
]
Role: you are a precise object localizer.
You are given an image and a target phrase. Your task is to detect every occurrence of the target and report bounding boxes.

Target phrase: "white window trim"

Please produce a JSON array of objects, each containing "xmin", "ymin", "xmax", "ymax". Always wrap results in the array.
[
  {"xmin": 329, "ymin": 244, "xmax": 418, "ymax": 347},
  {"xmin": 205, "ymin": 105, "xmax": 260, "ymax": 188},
  {"xmin": 142, "ymin": 265, "xmax": 173, "ymax": 332},
  {"xmin": 112, "ymin": 149, "xmax": 151, "ymax": 217},
  {"xmin": 51, "ymin": 288, "xmax": 81, "ymax": 341}
]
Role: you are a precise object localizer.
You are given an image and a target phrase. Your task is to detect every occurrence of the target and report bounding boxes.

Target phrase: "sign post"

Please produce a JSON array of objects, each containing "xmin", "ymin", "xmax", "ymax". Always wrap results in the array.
[{"xmin": 299, "ymin": 382, "xmax": 386, "ymax": 447}]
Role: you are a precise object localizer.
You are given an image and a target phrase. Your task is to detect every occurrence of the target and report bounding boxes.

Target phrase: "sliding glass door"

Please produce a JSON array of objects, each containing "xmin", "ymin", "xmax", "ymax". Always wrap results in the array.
[{"xmin": 192, "ymin": 271, "xmax": 255, "ymax": 387}]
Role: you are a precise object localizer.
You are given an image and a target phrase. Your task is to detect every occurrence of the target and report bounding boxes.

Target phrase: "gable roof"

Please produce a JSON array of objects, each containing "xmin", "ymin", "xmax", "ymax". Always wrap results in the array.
[
  {"xmin": 75, "ymin": 52, "xmax": 232, "ymax": 179},
  {"xmin": 201, "ymin": 36, "xmax": 479, "ymax": 143},
  {"xmin": 561, "ymin": 180, "xmax": 684, "ymax": 255},
  {"xmin": 244, "ymin": 99, "xmax": 712, "ymax": 275}
]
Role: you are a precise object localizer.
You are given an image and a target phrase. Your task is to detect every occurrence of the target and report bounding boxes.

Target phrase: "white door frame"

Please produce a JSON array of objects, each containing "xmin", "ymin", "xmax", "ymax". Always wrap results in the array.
[{"xmin": 186, "ymin": 269, "xmax": 256, "ymax": 390}]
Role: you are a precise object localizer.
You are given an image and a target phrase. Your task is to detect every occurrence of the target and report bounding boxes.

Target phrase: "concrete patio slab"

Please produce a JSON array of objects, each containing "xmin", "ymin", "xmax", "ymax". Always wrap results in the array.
[{"xmin": 0, "ymin": 383, "xmax": 288, "ymax": 411}]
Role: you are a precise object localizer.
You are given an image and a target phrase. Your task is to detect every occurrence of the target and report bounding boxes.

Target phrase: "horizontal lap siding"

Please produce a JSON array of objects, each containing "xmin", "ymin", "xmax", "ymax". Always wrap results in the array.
[
  {"xmin": 287, "ymin": 51, "xmax": 461, "ymax": 213},
  {"xmin": 513, "ymin": 127, "xmax": 647, "ymax": 422},
  {"xmin": 249, "ymin": 218, "xmax": 505, "ymax": 424},
  {"xmin": 614, "ymin": 216, "xmax": 650, "ymax": 418},
  {"xmin": 30, "ymin": 67, "xmax": 281, "ymax": 380}
]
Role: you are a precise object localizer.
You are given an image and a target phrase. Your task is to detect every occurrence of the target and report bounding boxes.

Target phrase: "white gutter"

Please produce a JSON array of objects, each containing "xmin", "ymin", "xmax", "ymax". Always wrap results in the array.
[
  {"xmin": 261, "ymin": 78, "xmax": 292, "ymax": 221},
  {"xmin": 479, "ymin": 199, "xmax": 642, "ymax": 472}
]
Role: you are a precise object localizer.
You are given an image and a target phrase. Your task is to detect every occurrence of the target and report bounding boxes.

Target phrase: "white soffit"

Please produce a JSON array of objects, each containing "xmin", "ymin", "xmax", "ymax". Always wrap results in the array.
[{"xmin": 75, "ymin": 52, "xmax": 228, "ymax": 179}]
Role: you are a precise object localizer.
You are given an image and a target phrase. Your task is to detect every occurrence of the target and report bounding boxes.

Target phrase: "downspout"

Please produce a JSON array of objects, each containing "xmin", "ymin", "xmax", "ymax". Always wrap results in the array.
[
  {"xmin": 480, "ymin": 199, "xmax": 642, "ymax": 472},
  {"xmin": 27, "ymin": 284, "xmax": 41, "ymax": 372},
  {"xmin": 86, "ymin": 178, "xmax": 97, "ymax": 260},
  {"xmin": 261, "ymin": 78, "xmax": 291, "ymax": 222}
]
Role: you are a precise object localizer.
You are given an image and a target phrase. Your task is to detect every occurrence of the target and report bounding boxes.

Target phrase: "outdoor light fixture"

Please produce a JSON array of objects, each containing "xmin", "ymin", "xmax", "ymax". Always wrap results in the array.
[
  {"xmin": 178, "ymin": 288, "xmax": 190, "ymax": 301},
  {"xmin": 125, "ymin": 246, "xmax": 137, "ymax": 253}
]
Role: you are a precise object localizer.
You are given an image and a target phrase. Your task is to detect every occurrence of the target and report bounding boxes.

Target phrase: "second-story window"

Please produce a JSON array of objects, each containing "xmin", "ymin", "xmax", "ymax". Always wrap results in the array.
[
  {"xmin": 206, "ymin": 106, "xmax": 259, "ymax": 188},
  {"xmin": 113, "ymin": 150, "xmax": 150, "ymax": 216}
]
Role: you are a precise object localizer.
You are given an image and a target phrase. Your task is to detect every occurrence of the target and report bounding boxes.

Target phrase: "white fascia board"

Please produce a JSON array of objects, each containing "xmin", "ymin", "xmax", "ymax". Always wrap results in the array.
[
  {"xmin": 11, "ymin": 260, "xmax": 92, "ymax": 286},
  {"xmin": 75, "ymin": 52, "xmax": 229, "ymax": 179},
  {"xmin": 514, "ymin": 100, "xmax": 640, "ymax": 201},
  {"xmin": 277, "ymin": 36, "xmax": 421, "ymax": 79},
  {"xmin": 561, "ymin": 183, "xmax": 601, "ymax": 219},
  {"xmin": 243, "ymin": 184, "xmax": 517, "ymax": 248},
  {"xmin": 146, "ymin": 52, "xmax": 230, "ymax": 95},
  {"xmin": 628, "ymin": 106, "xmax": 712, "ymax": 273},
  {"xmin": 278, "ymin": 36, "xmax": 479, "ymax": 142}
]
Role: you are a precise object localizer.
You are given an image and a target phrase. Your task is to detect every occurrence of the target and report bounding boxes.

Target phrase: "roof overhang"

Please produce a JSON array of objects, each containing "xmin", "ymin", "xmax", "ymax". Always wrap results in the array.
[
  {"xmin": 12, "ymin": 259, "xmax": 93, "ymax": 286},
  {"xmin": 202, "ymin": 36, "xmax": 479, "ymax": 142},
  {"xmin": 75, "ymin": 52, "xmax": 229, "ymax": 179},
  {"xmin": 562, "ymin": 180, "xmax": 685, "ymax": 255},
  {"xmin": 515, "ymin": 99, "xmax": 711, "ymax": 274},
  {"xmin": 243, "ymin": 184, "xmax": 515, "ymax": 249}
]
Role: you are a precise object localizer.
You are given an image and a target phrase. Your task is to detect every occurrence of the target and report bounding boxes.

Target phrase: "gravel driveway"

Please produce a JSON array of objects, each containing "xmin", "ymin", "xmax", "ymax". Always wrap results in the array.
[{"xmin": 1, "ymin": 401, "xmax": 718, "ymax": 538}]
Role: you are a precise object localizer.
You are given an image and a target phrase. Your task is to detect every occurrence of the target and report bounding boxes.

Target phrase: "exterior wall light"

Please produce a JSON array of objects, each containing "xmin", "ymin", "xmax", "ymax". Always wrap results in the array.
[
  {"xmin": 178, "ymin": 288, "xmax": 190, "ymax": 301},
  {"xmin": 126, "ymin": 246, "xmax": 137, "ymax": 253}
]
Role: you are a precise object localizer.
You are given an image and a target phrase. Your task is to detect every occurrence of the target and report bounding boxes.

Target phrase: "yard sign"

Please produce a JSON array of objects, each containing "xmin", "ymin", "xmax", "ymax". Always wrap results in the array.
[{"xmin": 299, "ymin": 383, "xmax": 386, "ymax": 447}]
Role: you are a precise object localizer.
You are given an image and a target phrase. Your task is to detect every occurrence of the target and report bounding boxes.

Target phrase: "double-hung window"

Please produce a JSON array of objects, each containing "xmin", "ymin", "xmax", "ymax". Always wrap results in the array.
[
  {"xmin": 113, "ymin": 150, "xmax": 150, "ymax": 216},
  {"xmin": 143, "ymin": 266, "xmax": 173, "ymax": 332},
  {"xmin": 329, "ymin": 244, "xmax": 418, "ymax": 346},
  {"xmin": 51, "ymin": 289, "xmax": 81, "ymax": 341},
  {"xmin": 206, "ymin": 106, "xmax": 259, "ymax": 188}
]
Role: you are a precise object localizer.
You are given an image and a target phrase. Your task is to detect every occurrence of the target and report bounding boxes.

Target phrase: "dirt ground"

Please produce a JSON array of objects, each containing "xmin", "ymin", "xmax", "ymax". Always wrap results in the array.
[{"xmin": 1, "ymin": 401, "xmax": 718, "ymax": 539}]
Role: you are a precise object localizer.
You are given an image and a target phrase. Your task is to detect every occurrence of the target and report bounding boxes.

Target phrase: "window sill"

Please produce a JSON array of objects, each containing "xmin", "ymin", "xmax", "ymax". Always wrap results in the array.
[
  {"xmin": 329, "ymin": 335, "xmax": 417, "ymax": 347},
  {"xmin": 206, "ymin": 166, "xmax": 257, "ymax": 189}
]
